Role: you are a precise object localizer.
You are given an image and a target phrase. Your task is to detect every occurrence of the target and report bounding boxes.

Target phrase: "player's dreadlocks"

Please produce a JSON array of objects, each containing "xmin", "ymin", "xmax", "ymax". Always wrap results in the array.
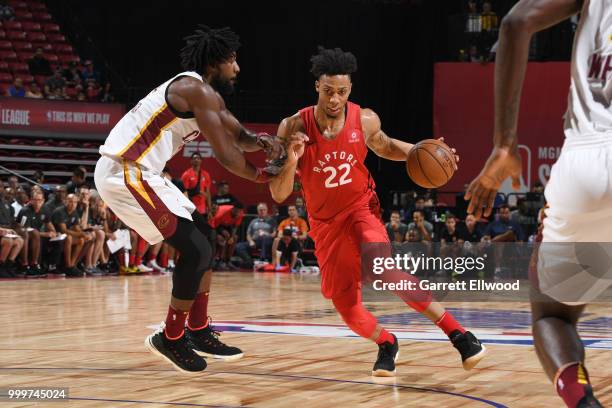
[
  {"xmin": 180, "ymin": 25, "xmax": 241, "ymax": 73},
  {"xmin": 310, "ymin": 46, "xmax": 358, "ymax": 78}
]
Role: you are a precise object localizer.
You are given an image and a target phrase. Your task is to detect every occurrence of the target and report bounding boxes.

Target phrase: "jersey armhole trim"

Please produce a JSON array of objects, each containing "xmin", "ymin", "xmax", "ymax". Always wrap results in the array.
[{"xmin": 165, "ymin": 75, "xmax": 196, "ymax": 119}]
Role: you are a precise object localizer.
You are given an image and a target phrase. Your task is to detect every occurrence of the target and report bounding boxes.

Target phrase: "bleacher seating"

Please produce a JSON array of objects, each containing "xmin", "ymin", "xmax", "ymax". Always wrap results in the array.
[{"xmin": 0, "ymin": 0, "xmax": 84, "ymax": 92}]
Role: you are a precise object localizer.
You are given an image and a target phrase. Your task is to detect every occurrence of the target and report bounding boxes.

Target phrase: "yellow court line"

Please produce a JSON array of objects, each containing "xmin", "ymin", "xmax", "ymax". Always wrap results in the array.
[{"xmin": 118, "ymin": 103, "xmax": 169, "ymax": 157}]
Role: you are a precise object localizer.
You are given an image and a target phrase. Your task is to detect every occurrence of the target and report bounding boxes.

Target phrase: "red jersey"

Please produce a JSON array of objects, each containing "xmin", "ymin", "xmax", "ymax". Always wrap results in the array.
[
  {"xmin": 181, "ymin": 167, "xmax": 211, "ymax": 214},
  {"xmin": 209, "ymin": 204, "xmax": 243, "ymax": 229},
  {"xmin": 298, "ymin": 102, "xmax": 375, "ymax": 222}
]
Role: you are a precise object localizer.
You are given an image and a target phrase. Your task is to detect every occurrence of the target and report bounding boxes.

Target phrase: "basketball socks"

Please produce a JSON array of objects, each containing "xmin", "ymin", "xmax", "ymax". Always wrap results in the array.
[
  {"xmin": 187, "ymin": 291, "xmax": 209, "ymax": 330},
  {"xmin": 375, "ymin": 328, "xmax": 395, "ymax": 345},
  {"xmin": 556, "ymin": 362, "xmax": 592, "ymax": 408},
  {"xmin": 435, "ymin": 312, "xmax": 466, "ymax": 337},
  {"xmin": 164, "ymin": 305, "xmax": 188, "ymax": 340}
]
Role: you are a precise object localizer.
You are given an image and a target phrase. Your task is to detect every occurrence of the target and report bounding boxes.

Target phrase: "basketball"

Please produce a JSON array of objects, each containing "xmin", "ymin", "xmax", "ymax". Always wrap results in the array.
[{"xmin": 406, "ymin": 139, "xmax": 456, "ymax": 188}]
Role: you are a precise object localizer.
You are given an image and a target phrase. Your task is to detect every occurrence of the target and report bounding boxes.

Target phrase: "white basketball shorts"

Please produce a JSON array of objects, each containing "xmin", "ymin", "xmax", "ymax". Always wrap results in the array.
[{"xmin": 94, "ymin": 155, "xmax": 195, "ymax": 244}]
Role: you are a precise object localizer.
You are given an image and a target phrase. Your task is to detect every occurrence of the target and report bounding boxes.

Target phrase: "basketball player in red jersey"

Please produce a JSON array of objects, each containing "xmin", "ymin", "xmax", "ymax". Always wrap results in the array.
[
  {"xmin": 270, "ymin": 47, "xmax": 486, "ymax": 376},
  {"xmin": 466, "ymin": 1, "xmax": 606, "ymax": 406}
]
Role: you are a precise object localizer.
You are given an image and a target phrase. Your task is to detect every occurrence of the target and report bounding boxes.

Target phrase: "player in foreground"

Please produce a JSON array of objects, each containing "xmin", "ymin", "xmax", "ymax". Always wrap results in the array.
[
  {"xmin": 465, "ymin": 1, "xmax": 608, "ymax": 406},
  {"xmin": 95, "ymin": 25, "xmax": 283, "ymax": 373},
  {"xmin": 270, "ymin": 47, "xmax": 486, "ymax": 376}
]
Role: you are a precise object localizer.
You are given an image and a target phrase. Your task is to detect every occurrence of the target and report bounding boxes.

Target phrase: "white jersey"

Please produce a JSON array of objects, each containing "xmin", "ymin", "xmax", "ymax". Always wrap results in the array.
[
  {"xmin": 564, "ymin": 0, "xmax": 612, "ymax": 139},
  {"xmin": 99, "ymin": 71, "xmax": 203, "ymax": 173}
]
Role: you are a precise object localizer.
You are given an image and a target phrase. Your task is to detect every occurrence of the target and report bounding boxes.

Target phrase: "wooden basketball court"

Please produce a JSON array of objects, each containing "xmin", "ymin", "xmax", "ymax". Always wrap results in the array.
[{"xmin": 1, "ymin": 272, "xmax": 610, "ymax": 407}]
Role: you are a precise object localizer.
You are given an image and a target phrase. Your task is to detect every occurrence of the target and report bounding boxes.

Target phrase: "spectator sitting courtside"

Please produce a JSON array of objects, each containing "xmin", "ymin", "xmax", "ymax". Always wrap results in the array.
[
  {"xmin": 181, "ymin": 152, "xmax": 212, "ymax": 216},
  {"xmin": 236, "ymin": 202, "xmax": 276, "ymax": 262},
  {"xmin": 385, "ymin": 210, "xmax": 408, "ymax": 243},
  {"xmin": 407, "ymin": 210, "xmax": 433, "ymax": 242},
  {"xmin": 272, "ymin": 228, "xmax": 300, "ymax": 272},
  {"xmin": 212, "ymin": 180, "xmax": 237, "ymax": 206},
  {"xmin": 209, "ymin": 202, "xmax": 244, "ymax": 270}
]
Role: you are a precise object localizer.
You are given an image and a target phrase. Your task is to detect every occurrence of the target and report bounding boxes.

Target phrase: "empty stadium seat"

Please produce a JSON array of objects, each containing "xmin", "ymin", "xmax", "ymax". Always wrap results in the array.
[
  {"xmin": 9, "ymin": 62, "xmax": 29, "ymax": 73},
  {"xmin": 16, "ymin": 51, "xmax": 34, "ymax": 61},
  {"xmin": 3, "ymin": 21, "xmax": 22, "ymax": 31},
  {"xmin": 13, "ymin": 41, "xmax": 33, "ymax": 51},
  {"xmin": 0, "ymin": 51, "xmax": 17, "ymax": 61},
  {"xmin": 0, "ymin": 30, "xmax": 5, "ymax": 40},
  {"xmin": 26, "ymin": 31, "xmax": 46, "ymax": 42},
  {"xmin": 14, "ymin": 10, "xmax": 33, "ymax": 20},
  {"xmin": 54, "ymin": 44, "xmax": 73, "ymax": 54},
  {"xmin": 7, "ymin": 0, "xmax": 27, "ymax": 10},
  {"xmin": 0, "ymin": 40, "xmax": 11, "ymax": 49},
  {"xmin": 28, "ymin": 2, "xmax": 47, "ymax": 12},
  {"xmin": 17, "ymin": 74, "xmax": 34, "ymax": 83},
  {"xmin": 59, "ymin": 54, "xmax": 79, "ymax": 64},
  {"xmin": 47, "ymin": 33, "xmax": 66, "ymax": 43},
  {"xmin": 22, "ymin": 22, "xmax": 42, "ymax": 32},
  {"xmin": 0, "ymin": 72, "xmax": 13, "ymax": 82},
  {"xmin": 32, "ymin": 12, "xmax": 52, "ymax": 22},
  {"xmin": 7, "ymin": 31, "xmax": 27, "ymax": 41},
  {"xmin": 43, "ymin": 23, "xmax": 60, "ymax": 33},
  {"xmin": 0, "ymin": 61, "xmax": 9, "ymax": 72},
  {"xmin": 64, "ymin": 86, "xmax": 78, "ymax": 99},
  {"xmin": 43, "ymin": 53, "xmax": 58, "ymax": 63},
  {"xmin": 32, "ymin": 42, "xmax": 52, "ymax": 51}
]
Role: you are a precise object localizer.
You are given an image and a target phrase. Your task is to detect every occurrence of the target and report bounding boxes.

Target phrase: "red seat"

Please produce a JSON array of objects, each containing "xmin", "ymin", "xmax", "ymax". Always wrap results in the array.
[
  {"xmin": 26, "ymin": 31, "xmax": 46, "ymax": 42},
  {"xmin": 0, "ymin": 61, "xmax": 9, "ymax": 72},
  {"xmin": 28, "ymin": 3, "xmax": 47, "ymax": 12},
  {"xmin": 22, "ymin": 22, "xmax": 41, "ymax": 32},
  {"xmin": 65, "ymin": 86, "xmax": 78, "ymax": 99},
  {"xmin": 3, "ymin": 21, "xmax": 22, "ymax": 31},
  {"xmin": 16, "ymin": 51, "xmax": 34, "ymax": 61},
  {"xmin": 54, "ymin": 44, "xmax": 73, "ymax": 54},
  {"xmin": 13, "ymin": 41, "xmax": 32, "ymax": 51},
  {"xmin": 47, "ymin": 33, "xmax": 66, "ymax": 43},
  {"xmin": 7, "ymin": 31, "xmax": 27, "ymax": 41},
  {"xmin": 34, "ymin": 74, "xmax": 46, "ymax": 86},
  {"xmin": 0, "ymin": 51, "xmax": 17, "ymax": 61},
  {"xmin": 32, "ymin": 12, "xmax": 52, "ymax": 22},
  {"xmin": 0, "ymin": 30, "xmax": 5, "ymax": 40},
  {"xmin": 0, "ymin": 40, "xmax": 11, "ymax": 49},
  {"xmin": 17, "ymin": 74, "xmax": 34, "ymax": 83},
  {"xmin": 0, "ymin": 72, "xmax": 13, "ymax": 82},
  {"xmin": 59, "ymin": 54, "xmax": 79, "ymax": 64},
  {"xmin": 0, "ymin": 83, "xmax": 8, "ymax": 95},
  {"xmin": 31, "ymin": 42, "xmax": 52, "ymax": 52},
  {"xmin": 42, "ymin": 23, "xmax": 60, "ymax": 33},
  {"xmin": 43, "ymin": 53, "xmax": 58, "ymax": 63},
  {"xmin": 14, "ymin": 10, "xmax": 33, "ymax": 20},
  {"xmin": 9, "ymin": 62, "xmax": 28, "ymax": 73},
  {"xmin": 7, "ymin": 0, "xmax": 27, "ymax": 9}
]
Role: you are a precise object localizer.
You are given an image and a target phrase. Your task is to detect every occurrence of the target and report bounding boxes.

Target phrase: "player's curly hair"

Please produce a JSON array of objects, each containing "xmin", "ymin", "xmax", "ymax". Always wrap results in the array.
[
  {"xmin": 310, "ymin": 46, "xmax": 358, "ymax": 78},
  {"xmin": 180, "ymin": 25, "xmax": 241, "ymax": 73}
]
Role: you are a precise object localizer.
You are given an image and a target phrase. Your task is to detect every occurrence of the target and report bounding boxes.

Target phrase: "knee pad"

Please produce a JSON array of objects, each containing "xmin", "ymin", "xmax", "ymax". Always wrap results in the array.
[{"xmin": 167, "ymin": 217, "xmax": 213, "ymax": 300}]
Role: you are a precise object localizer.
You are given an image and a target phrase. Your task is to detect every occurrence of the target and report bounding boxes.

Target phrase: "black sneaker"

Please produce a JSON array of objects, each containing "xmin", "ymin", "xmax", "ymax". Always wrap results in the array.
[
  {"xmin": 578, "ymin": 384, "xmax": 603, "ymax": 408},
  {"xmin": 47, "ymin": 265, "xmax": 65, "ymax": 278},
  {"xmin": 186, "ymin": 320, "xmax": 244, "ymax": 361},
  {"xmin": 372, "ymin": 334, "xmax": 399, "ymax": 377},
  {"xmin": 450, "ymin": 330, "xmax": 487, "ymax": 370},
  {"xmin": 26, "ymin": 264, "xmax": 47, "ymax": 278},
  {"xmin": 65, "ymin": 266, "xmax": 84, "ymax": 278},
  {"xmin": 11, "ymin": 262, "xmax": 25, "ymax": 278},
  {"xmin": 0, "ymin": 263, "xmax": 12, "ymax": 278},
  {"xmin": 145, "ymin": 326, "xmax": 207, "ymax": 374}
]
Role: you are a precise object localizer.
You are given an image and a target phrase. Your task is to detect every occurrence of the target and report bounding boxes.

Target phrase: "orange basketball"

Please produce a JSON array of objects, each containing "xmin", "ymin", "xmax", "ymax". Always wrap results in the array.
[{"xmin": 406, "ymin": 139, "xmax": 456, "ymax": 188}]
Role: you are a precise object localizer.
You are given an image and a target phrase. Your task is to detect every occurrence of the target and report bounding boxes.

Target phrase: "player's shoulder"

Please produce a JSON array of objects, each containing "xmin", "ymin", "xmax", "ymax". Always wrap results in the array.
[
  {"xmin": 169, "ymin": 76, "xmax": 221, "ymax": 108},
  {"xmin": 359, "ymin": 107, "xmax": 381, "ymax": 133}
]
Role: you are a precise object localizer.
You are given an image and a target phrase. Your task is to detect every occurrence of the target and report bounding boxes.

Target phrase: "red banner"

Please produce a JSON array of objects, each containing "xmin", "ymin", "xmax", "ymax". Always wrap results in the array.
[
  {"xmin": 0, "ymin": 97, "xmax": 124, "ymax": 136},
  {"xmin": 167, "ymin": 123, "xmax": 289, "ymax": 208},
  {"xmin": 433, "ymin": 62, "xmax": 570, "ymax": 195}
]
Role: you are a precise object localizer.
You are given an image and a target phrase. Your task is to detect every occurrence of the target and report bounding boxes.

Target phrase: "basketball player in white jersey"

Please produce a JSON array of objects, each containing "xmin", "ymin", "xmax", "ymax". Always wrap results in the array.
[
  {"xmin": 466, "ymin": 1, "xmax": 608, "ymax": 406},
  {"xmin": 95, "ymin": 25, "xmax": 285, "ymax": 373}
]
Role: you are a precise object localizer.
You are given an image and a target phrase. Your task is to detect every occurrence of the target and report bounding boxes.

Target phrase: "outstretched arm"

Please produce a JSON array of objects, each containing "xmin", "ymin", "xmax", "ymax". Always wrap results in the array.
[
  {"xmin": 465, "ymin": 0, "xmax": 582, "ymax": 218},
  {"xmin": 362, "ymin": 109, "xmax": 414, "ymax": 161}
]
